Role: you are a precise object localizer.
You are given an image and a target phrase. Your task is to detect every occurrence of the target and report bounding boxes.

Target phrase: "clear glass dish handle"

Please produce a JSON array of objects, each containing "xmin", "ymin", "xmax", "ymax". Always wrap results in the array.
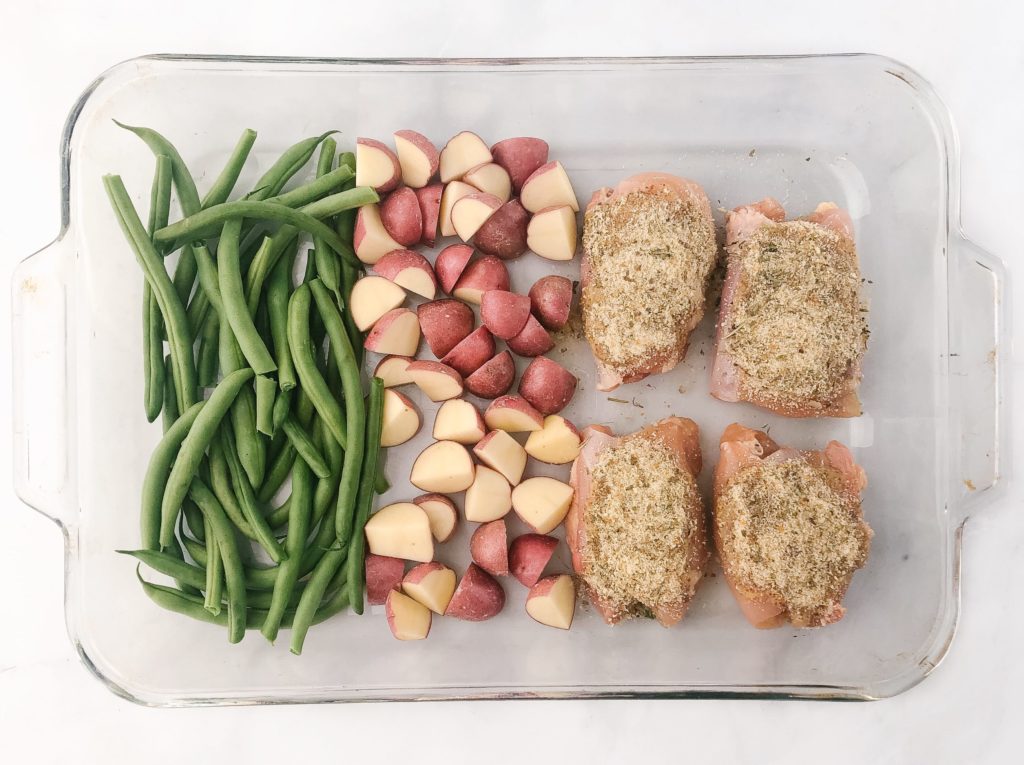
[
  {"xmin": 12, "ymin": 236, "xmax": 75, "ymax": 530},
  {"xmin": 951, "ymin": 234, "xmax": 1010, "ymax": 519}
]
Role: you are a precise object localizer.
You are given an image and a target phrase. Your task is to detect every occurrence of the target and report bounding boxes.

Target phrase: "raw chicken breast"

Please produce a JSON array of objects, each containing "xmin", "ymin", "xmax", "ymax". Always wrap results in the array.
[
  {"xmin": 712, "ymin": 424, "xmax": 872, "ymax": 629},
  {"xmin": 581, "ymin": 173, "xmax": 717, "ymax": 392},
  {"xmin": 711, "ymin": 198, "xmax": 867, "ymax": 417},
  {"xmin": 567, "ymin": 416, "xmax": 708, "ymax": 626}
]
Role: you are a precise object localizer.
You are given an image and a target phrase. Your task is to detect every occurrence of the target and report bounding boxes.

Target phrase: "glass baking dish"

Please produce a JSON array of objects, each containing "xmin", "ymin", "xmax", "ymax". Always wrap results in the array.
[{"xmin": 12, "ymin": 54, "xmax": 1009, "ymax": 705}]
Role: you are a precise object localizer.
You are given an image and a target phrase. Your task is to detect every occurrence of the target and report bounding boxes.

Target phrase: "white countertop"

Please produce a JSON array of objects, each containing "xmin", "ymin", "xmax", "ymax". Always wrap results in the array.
[{"xmin": 2, "ymin": 2, "xmax": 1021, "ymax": 762}]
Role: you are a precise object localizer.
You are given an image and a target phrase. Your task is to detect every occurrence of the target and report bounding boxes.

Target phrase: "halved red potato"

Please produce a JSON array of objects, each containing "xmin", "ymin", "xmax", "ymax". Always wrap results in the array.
[
  {"xmin": 490, "ymin": 137, "xmax": 549, "ymax": 193},
  {"xmin": 374, "ymin": 249, "xmax": 437, "ymax": 299},
  {"xmin": 440, "ymin": 131, "xmax": 492, "ymax": 183},
  {"xmin": 379, "ymin": 187, "xmax": 423, "ymax": 247},
  {"xmin": 434, "ymin": 244, "xmax": 474, "ymax": 294},
  {"xmin": 472, "ymin": 199, "xmax": 529, "ymax": 260},
  {"xmin": 528, "ymin": 275, "xmax": 573, "ymax": 331},
  {"xmin": 417, "ymin": 299, "xmax": 474, "ymax": 358},
  {"xmin": 480, "ymin": 290, "xmax": 531, "ymax": 340},
  {"xmin": 464, "ymin": 351, "xmax": 516, "ymax": 399},
  {"xmin": 355, "ymin": 138, "xmax": 401, "ymax": 193},
  {"xmin": 518, "ymin": 357, "xmax": 577, "ymax": 415},
  {"xmin": 393, "ymin": 129, "xmax": 439, "ymax": 188}
]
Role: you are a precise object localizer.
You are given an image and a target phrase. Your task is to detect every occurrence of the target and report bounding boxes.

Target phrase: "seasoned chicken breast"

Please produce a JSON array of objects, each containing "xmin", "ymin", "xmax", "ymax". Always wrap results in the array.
[
  {"xmin": 711, "ymin": 198, "xmax": 867, "ymax": 417},
  {"xmin": 567, "ymin": 416, "xmax": 709, "ymax": 626},
  {"xmin": 713, "ymin": 424, "xmax": 872, "ymax": 629},
  {"xmin": 581, "ymin": 173, "xmax": 717, "ymax": 392}
]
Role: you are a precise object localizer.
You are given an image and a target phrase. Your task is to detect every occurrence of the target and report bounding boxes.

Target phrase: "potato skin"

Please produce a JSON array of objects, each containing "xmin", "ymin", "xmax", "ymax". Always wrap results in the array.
[
  {"xmin": 444, "ymin": 563, "xmax": 506, "ymax": 621},
  {"xmin": 490, "ymin": 137, "xmax": 549, "ymax": 193},
  {"xmin": 519, "ymin": 357, "xmax": 577, "ymax": 415},
  {"xmin": 379, "ymin": 187, "xmax": 423, "ymax": 247},
  {"xmin": 528, "ymin": 275, "xmax": 573, "ymax": 330},
  {"xmin": 507, "ymin": 315, "xmax": 555, "ymax": 358},
  {"xmin": 465, "ymin": 351, "xmax": 516, "ymax": 399},
  {"xmin": 473, "ymin": 199, "xmax": 529, "ymax": 260},
  {"xmin": 417, "ymin": 299, "xmax": 474, "ymax": 358}
]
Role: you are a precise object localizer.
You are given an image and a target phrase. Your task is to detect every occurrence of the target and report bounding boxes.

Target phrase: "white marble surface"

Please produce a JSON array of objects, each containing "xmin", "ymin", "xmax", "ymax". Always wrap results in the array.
[{"xmin": 1, "ymin": 2, "xmax": 1021, "ymax": 762}]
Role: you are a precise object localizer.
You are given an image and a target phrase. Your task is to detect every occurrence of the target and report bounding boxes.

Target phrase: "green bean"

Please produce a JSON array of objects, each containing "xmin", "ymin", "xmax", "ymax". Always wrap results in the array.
[
  {"xmin": 287, "ymin": 284, "xmax": 347, "ymax": 447},
  {"xmin": 154, "ymin": 200, "xmax": 363, "ymax": 270},
  {"xmin": 104, "ymin": 175, "xmax": 198, "ymax": 413},
  {"xmin": 218, "ymin": 218, "xmax": 276, "ymax": 374},
  {"xmin": 140, "ymin": 401, "xmax": 203, "ymax": 550},
  {"xmin": 137, "ymin": 568, "xmax": 347, "ymax": 631},
  {"xmin": 271, "ymin": 388, "xmax": 292, "ymax": 432},
  {"xmin": 143, "ymin": 154, "xmax": 172, "ymax": 422},
  {"xmin": 201, "ymin": 128, "xmax": 257, "ymax": 209},
  {"xmin": 262, "ymin": 457, "xmax": 314, "ymax": 642},
  {"xmin": 310, "ymin": 280, "xmax": 367, "ymax": 544},
  {"xmin": 181, "ymin": 500, "xmax": 205, "ymax": 543},
  {"xmin": 233, "ymin": 386, "xmax": 266, "ymax": 488},
  {"xmin": 112, "ymin": 122, "xmax": 200, "ymax": 305},
  {"xmin": 161, "ymin": 355, "xmax": 179, "ymax": 433},
  {"xmin": 203, "ymin": 516, "xmax": 223, "ymax": 615},
  {"xmin": 218, "ymin": 426, "xmax": 286, "ymax": 563},
  {"xmin": 267, "ymin": 245, "xmax": 298, "ymax": 391},
  {"xmin": 159, "ymin": 368, "xmax": 253, "ymax": 548},
  {"xmin": 266, "ymin": 164, "xmax": 353, "ymax": 207},
  {"xmin": 281, "ymin": 415, "xmax": 331, "ymax": 479},
  {"xmin": 252, "ymin": 131, "xmax": 336, "ymax": 200},
  {"xmin": 313, "ymin": 417, "xmax": 344, "ymax": 528},
  {"xmin": 256, "ymin": 441, "xmax": 297, "ymax": 504},
  {"xmin": 187, "ymin": 287, "xmax": 211, "ymax": 335},
  {"xmin": 289, "ymin": 544, "xmax": 347, "ymax": 655},
  {"xmin": 346, "ymin": 378, "xmax": 385, "ymax": 614},
  {"xmin": 143, "ymin": 290, "xmax": 165, "ymax": 422},
  {"xmin": 255, "ymin": 375, "xmax": 276, "ymax": 435},
  {"xmin": 163, "ymin": 533, "xmax": 201, "ymax": 596},
  {"xmin": 375, "ymin": 462, "xmax": 390, "ymax": 495},
  {"xmin": 206, "ymin": 440, "xmax": 256, "ymax": 539},
  {"xmin": 241, "ymin": 184, "xmax": 375, "ymax": 316},
  {"xmin": 193, "ymin": 242, "xmax": 224, "ymax": 315},
  {"xmin": 312, "ymin": 138, "xmax": 341, "ymax": 295},
  {"xmin": 197, "ymin": 312, "xmax": 220, "ymax": 387},
  {"xmin": 215, "ymin": 310, "xmax": 265, "ymax": 488},
  {"xmin": 189, "ymin": 479, "xmax": 249, "ymax": 643}
]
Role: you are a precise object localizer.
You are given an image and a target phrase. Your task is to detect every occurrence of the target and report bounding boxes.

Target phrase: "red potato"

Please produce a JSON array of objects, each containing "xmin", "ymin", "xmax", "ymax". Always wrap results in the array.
[
  {"xmin": 349, "ymin": 275, "xmax": 406, "ymax": 332},
  {"xmin": 434, "ymin": 244, "xmax": 474, "ymax": 294},
  {"xmin": 374, "ymin": 355, "xmax": 414, "ymax": 388},
  {"xmin": 453, "ymin": 256, "xmax": 510, "ymax": 305},
  {"xmin": 407, "ymin": 360, "xmax": 464, "ymax": 401},
  {"xmin": 527, "ymin": 205, "xmax": 578, "ymax": 261},
  {"xmin": 355, "ymin": 138, "xmax": 401, "ymax": 193},
  {"xmin": 415, "ymin": 184, "xmax": 443, "ymax": 246},
  {"xmin": 410, "ymin": 440, "xmax": 475, "ymax": 493},
  {"xmin": 472, "ymin": 199, "xmax": 529, "ymax": 260},
  {"xmin": 413, "ymin": 493, "xmax": 459, "ymax": 543},
  {"xmin": 528, "ymin": 275, "xmax": 573, "ymax": 331},
  {"xmin": 470, "ymin": 520, "xmax": 509, "ymax": 576},
  {"xmin": 509, "ymin": 534, "xmax": 559, "ymax": 587},
  {"xmin": 386, "ymin": 590, "xmax": 432, "ymax": 640},
  {"xmin": 519, "ymin": 357, "xmax": 577, "ymax": 415},
  {"xmin": 440, "ymin": 131, "xmax": 493, "ymax": 183},
  {"xmin": 439, "ymin": 181, "xmax": 476, "ymax": 238},
  {"xmin": 441, "ymin": 326, "xmax": 495, "ymax": 377},
  {"xmin": 473, "ymin": 429, "xmax": 527, "ymax": 486},
  {"xmin": 379, "ymin": 188, "xmax": 424, "ymax": 248},
  {"xmin": 364, "ymin": 503, "xmax": 434, "ymax": 563},
  {"xmin": 480, "ymin": 290, "xmax": 531, "ymax": 340},
  {"xmin": 380, "ymin": 389, "xmax": 421, "ymax": 447},
  {"xmin": 464, "ymin": 465, "xmax": 513, "ymax": 522},
  {"xmin": 417, "ymin": 299, "xmax": 474, "ymax": 358},
  {"xmin": 393, "ymin": 129, "xmax": 439, "ymax": 188},
  {"xmin": 526, "ymin": 574, "xmax": 576, "ymax": 630},
  {"xmin": 373, "ymin": 249, "xmax": 437, "ymax": 299},
  {"xmin": 491, "ymin": 137, "xmax": 549, "ymax": 193},
  {"xmin": 512, "ymin": 476, "xmax": 574, "ymax": 533},
  {"xmin": 364, "ymin": 308, "xmax": 420, "ymax": 356},
  {"xmin": 506, "ymin": 314, "xmax": 554, "ymax": 358},
  {"xmin": 451, "ymin": 192, "xmax": 503, "ymax": 242},
  {"xmin": 444, "ymin": 563, "xmax": 506, "ymax": 621},
  {"xmin": 365, "ymin": 554, "xmax": 406, "ymax": 605},
  {"xmin": 524, "ymin": 415, "xmax": 582, "ymax": 464},
  {"xmin": 402, "ymin": 562, "xmax": 457, "ymax": 614},
  {"xmin": 465, "ymin": 351, "xmax": 516, "ymax": 399},
  {"xmin": 484, "ymin": 395, "xmax": 544, "ymax": 433},
  {"xmin": 354, "ymin": 204, "xmax": 402, "ymax": 265},
  {"xmin": 520, "ymin": 160, "xmax": 579, "ymax": 213},
  {"xmin": 432, "ymin": 399, "xmax": 487, "ymax": 445},
  {"xmin": 464, "ymin": 162, "xmax": 512, "ymax": 202}
]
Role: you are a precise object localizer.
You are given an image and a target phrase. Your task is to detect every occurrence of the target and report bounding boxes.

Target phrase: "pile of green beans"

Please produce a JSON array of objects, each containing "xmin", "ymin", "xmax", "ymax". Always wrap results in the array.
[{"xmin": 105, "ymin": 124, "xmax": 385, "ymax": 653}]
